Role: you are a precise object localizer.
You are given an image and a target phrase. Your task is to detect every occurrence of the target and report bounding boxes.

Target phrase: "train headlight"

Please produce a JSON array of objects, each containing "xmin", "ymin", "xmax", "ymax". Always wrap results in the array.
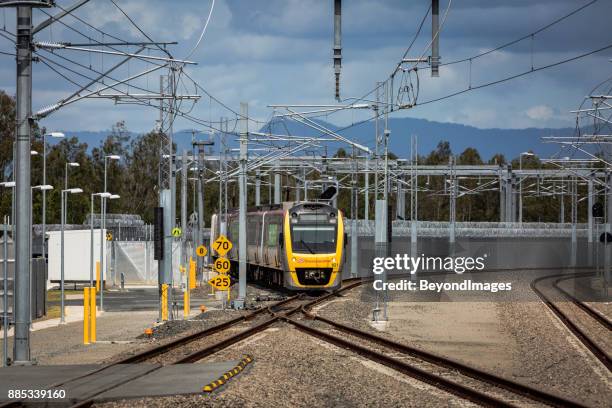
[
  {"xmin": 291, "ymin": 212, "xmax": 298, "ymax": 224},
  {"xmin": 329, "ymin": 212, "xmax": 337, "ymax": 224}
]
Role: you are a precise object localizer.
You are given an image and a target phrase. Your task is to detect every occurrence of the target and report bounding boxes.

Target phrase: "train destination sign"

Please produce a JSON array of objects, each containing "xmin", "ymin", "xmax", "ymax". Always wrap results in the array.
[{"xmin": 213, "ymin": 235, "xmax": 232, "ymax": 256}]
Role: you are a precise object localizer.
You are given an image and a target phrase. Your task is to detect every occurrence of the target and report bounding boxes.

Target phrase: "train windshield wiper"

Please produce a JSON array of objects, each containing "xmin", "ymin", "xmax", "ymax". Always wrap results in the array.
[{"xmin": 300, "ymin": 239, "xmax": 315, "ymax": 254}]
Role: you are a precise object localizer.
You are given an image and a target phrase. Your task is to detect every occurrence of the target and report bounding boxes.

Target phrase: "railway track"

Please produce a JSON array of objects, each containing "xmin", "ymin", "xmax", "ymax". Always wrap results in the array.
[
  {"xmin": 2, "ymin": 272, "xmax": 608, "ymax": 407},
  {"xmin": 46, "ymin": 280, "xmax": 363, "ymax": 408},
  {"xmin": 288, "ymin": 306, "xmax": 587, "ymax": 407},
  {"xmin": 530, "ymin": 272, "xmax": 612, "ymax": 371},
  {"xmin": 0, "ymin": 292, "xmax": 314, "ymax": 408}
]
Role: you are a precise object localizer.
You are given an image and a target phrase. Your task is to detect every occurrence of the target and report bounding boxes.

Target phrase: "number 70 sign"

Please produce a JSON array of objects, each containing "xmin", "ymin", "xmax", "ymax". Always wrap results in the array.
[{"xmin": 213, "ymin": 235, "xmax": 233, "ymax": 256}]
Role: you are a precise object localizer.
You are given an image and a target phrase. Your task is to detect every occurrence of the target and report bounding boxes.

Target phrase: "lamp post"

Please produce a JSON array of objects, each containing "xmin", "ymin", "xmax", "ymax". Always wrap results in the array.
[
  {"xmin": 90, "ymin": 193, "xmax": 111, "ymax": 287},
  {"xmin": 100, "ymin": 154, "xmax": 120, "ymax": 306},
  {"xmin": 30, "ymin": 185, "xmax": 53, "ymax": 326},
  {"xmin": 99, "ymin": 161, "xmax": 120, "ymax": 313},
  {"xmin": 519, "ymin": 152, "xmax": 534, "ymax": 224},
  {"xmin": 60, "ymin": 188, "xmax": 83, "ymax": 324},
  {"xmin": 41, "ymin": 132, "xmax": 65, "ymax": 263},
  {"xmin": 65, "ymin": 162, "xmax": 80, "ymax": 190}
]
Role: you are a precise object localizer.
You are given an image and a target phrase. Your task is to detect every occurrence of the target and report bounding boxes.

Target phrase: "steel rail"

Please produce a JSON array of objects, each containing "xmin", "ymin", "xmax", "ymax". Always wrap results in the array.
[
  {"xmin": 282, "ymin": 316, "xmax": 516, "ymax": 408},
  {"xmin": 552, "ymin": 275, "xmax": 612, "ymax": 332},
  {"xmin": 301, "ymin": 310, "xmax": 587, "ymax": 408},
  {"xmin": 531, "ymin": 274, "xmax": 611, "ymax": 371},
  {"xmin": 57, "ymin": 280, "xmax": 366, "ymax": 407}
]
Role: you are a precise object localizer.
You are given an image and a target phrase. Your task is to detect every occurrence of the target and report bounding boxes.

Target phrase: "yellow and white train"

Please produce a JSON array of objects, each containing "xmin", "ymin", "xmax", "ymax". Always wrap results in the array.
[{"xmin": 210, "ymin": 201, "xmax": 345, "ymax": 291}]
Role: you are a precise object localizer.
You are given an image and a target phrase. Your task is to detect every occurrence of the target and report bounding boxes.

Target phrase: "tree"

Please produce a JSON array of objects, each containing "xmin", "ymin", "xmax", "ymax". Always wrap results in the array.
[
  {"xmin": 457, "ymin": 147, "xmax": 482, "ymax": 165},
  {"xmin": 334, "ymin": 148, "xmax": 347, "ymax": 158},
  {"xmin": 488, "ymin": 153, "xmax": 506, "ymax": 165},
  {"xmin": 425, "ymin": 141, "xmax": 452, "ymax": 164}
]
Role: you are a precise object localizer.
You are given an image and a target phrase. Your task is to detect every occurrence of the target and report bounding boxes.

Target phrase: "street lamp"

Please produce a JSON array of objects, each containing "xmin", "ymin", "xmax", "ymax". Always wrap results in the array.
[
  {"xmin": 90, "ymin": 192, "xmax": 111, "ymax": 288},
  {"xmin": 99, "ymin": 187, "xmax": 119, "ymax": 311},
  {"xmin": 30, "ymin": 184, "xmax": 53, "ymax": 261},
  {"xmin": 60, "ymin": 187, "xmax": 82, "ymax": 324},
  {"xmin": 519, "ymin": 152, "xmax": 535, "ymax": 224},
  {"xmin": 100, "ymin": 154, "xmax": 120, "ymax": 291},
  {"xmin": 30, "ymin": 185, "xmax": 53, "ymax": 328},
  {"xmin": 42, "ymin": 132, "xmax": 65, "ymax": 263},
  {"xmin": 65, "ymin": 162, "xmax": 80, "ymax": 190}
]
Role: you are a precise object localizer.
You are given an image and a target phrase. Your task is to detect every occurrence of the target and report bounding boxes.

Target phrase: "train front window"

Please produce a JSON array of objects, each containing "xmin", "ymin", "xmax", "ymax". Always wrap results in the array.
[{"xmin": 291, "ymin": 225, "xmax": 336, "ymax": 254}]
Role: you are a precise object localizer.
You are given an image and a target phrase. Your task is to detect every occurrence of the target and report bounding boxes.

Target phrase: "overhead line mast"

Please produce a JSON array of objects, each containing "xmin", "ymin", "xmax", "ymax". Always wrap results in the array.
[{"xmin": 333, "ymin": 0, "xmax": 341, "ymax": 101}]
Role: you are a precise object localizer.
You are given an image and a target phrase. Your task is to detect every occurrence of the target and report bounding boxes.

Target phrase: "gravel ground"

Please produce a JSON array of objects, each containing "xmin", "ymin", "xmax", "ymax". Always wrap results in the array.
[
  {"xmin": 0, "ymin": 311, "xmax": 159, "ymax": 365},
  {"xmin": 107, "ymin": 283, "xmax": 306, "ymax": 366},
  {"xmin": 316, "ymin": 271, "xmax": 612, "ymax": 408},
  {"xmin": 7, "ymin": 274, "xmax": 609, "ymax": 406},
  {"xmin": 98, "ymin": 324, "xmax": 476, "ymax": 408}
]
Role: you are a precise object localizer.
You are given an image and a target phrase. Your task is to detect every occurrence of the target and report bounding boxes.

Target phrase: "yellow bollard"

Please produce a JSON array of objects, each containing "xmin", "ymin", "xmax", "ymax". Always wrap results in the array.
[
  {"xmin": 83, "ymin": 287, "xmax": 90, "ymax": 345},
  {"xmin": 183, "ymin": 290, "xmax": 190, "ymax": 319},
  {"xmin": 161, "ymin": 283, "xmax": 168, "ymax": 321},
  {"xmin": 96, "ymin": 262, "xmax": 101, "ymax": 293},
  {"xmin": 90, "ymin": 286, "xmax": 96, "ymax": 343},
  {"xmin": 189, "ymin": 257, "xmax": 196, "ymax": 290}
]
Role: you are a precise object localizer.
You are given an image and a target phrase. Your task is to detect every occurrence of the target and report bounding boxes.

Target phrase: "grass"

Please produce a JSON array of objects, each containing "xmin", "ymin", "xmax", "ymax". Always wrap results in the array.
[{"xmin": 46, "ymin": 289, "xmax": 82, "ymax": 303}]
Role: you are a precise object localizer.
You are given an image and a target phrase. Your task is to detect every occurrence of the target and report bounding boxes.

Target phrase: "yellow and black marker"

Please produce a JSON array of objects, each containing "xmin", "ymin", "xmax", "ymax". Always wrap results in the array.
[{"xmin": 202, "ymin": 355, "xmax": 254, "ymax": 393}]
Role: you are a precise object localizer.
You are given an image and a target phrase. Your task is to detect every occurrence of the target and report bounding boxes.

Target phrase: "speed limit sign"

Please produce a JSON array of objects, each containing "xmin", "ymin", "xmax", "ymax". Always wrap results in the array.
[
  {"xmin": 208, "ymin": 275, "xmax": 231, "ymax": 291},
  {"xmin": 213, "ymin": 235, "xmax": 232, "ymax": 256},
  {"xmin": 214, "ymin": 257, "xmax": 231, "ymax": 274}
]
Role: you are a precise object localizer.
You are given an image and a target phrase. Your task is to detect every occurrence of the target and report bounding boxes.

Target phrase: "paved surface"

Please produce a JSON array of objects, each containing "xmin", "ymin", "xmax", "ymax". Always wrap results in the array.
[
  {"xmin": 98, "ymin": 362, "xmax": 240, "ymax": 400},
  {"xmin": 0, "ymin": 362, "xmax": 241, "ymax": 404},
  {"xmin": 1, "ymin": 310, "xmax": 159, "ymax": 365}
]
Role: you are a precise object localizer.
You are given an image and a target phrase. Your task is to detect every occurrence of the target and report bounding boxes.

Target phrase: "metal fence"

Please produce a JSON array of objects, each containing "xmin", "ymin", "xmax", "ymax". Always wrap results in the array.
[
  {"xmin": 349, "ymin": 220, "xmax": 590, "ymax": 238},
  {"xmin": 0, "ymin": 232, "xmax": 45, "ymax": 328}
]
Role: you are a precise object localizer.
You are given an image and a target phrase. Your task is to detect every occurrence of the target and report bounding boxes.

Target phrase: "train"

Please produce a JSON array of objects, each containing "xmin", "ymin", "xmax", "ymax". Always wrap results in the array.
[{"xmin": 210, "ymin": 201, "xmax": 345, "ymax": 291}]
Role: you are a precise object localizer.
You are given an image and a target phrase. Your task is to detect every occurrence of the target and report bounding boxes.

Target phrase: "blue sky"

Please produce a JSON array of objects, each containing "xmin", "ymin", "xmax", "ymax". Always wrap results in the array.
[{"xmin": 0, "ymin": 0, "xmax": 610, "ymax": 132}]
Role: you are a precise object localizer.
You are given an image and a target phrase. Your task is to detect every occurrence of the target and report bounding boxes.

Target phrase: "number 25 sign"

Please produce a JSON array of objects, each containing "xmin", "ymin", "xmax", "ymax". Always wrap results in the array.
[{"xmin": 208, "ymin": 275, "xmax": 231, "ymax": 291}]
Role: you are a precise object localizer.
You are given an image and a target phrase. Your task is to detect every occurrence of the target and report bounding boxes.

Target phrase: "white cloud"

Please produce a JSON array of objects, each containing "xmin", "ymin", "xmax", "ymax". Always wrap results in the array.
[{"xmin": 525, "ymin": 105, "xmax": 554, "ymax": 121}]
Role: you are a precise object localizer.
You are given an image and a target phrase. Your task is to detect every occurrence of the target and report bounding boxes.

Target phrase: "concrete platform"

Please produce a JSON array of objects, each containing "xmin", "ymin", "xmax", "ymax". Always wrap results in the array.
[{"xmin": 0, "ymin": 361, "xmax": 243, "ymax": 405}]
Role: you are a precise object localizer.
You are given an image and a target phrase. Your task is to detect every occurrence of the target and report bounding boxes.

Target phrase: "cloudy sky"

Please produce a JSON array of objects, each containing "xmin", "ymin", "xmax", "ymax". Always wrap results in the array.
[{"xmin": 0, "ymin": 0, "xmax": 610, "ymax": 132}]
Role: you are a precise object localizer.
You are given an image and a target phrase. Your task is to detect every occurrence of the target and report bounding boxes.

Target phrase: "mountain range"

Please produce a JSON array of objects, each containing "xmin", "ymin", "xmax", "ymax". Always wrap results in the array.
[{"xmin": 58, "ymin": 116, "xmax": 579, "ymax": 161}]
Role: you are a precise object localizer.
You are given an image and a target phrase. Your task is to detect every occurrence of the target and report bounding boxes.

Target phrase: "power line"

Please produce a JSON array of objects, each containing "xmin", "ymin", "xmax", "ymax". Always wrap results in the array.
[
  {"xmin": 38, "ymin": 8, "xmax": 167, "ymax": 68},
  {"xmin": 330, "ymin": 41, "xmax": 612, "ymax": 137},
  {"xmin": 183, "ymin": 0, "xmax": 215, "ymax": 60},
  {"xmin": 417, "ymin": 41, "xmax": 612, "ymax": 106},
  {"xmin": 108, "ymin": 0, "xmax": 172, "ymax": 59},
  {"xmin": 441, "ymin": 0, "xmax": 598, "ymax": 67}
]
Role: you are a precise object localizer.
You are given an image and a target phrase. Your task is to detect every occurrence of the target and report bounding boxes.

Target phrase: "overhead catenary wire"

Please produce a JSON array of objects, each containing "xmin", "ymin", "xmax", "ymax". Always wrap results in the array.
[
  {"xmin": 326, "ymin": 39, "xmax": 612, "ymax": 139},
  {"xmin": 417, "ymin": 41, "xmax": 612, "ymax": 107},
  {"xmin": 183, "ymin": 0, "xmax": 215, "ymax": 60},
  {"xmin": 108, "ymin": 0, "xmax": 173, "ymax": 59},
  {"xmin": 441, "ymin": 0, "xmax": 599, "ymax": 67},
  {"xmin": 339, "ymin": 0, "xmax": 599, "ymax": 118}
]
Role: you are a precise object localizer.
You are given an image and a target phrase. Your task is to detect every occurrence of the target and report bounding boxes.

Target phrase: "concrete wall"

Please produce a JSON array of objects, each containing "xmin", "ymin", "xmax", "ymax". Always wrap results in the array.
[{"xmin": 343, "ymin": 235, "xmax": 596, "ymax": 278}]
